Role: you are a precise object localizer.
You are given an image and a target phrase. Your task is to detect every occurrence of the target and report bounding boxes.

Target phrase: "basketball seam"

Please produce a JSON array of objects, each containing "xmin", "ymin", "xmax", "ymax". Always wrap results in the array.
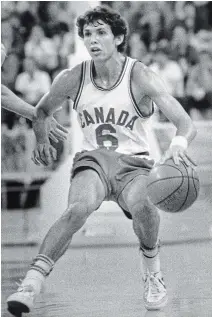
[
  {"xmin": 192, "ymin": 168, "xmax": 198, "ymax": 197},
  {"xmin": 157, "ymin": 163, "xmax": 185, "ymax": 173},
  {"xmin": 147, "ymin": 176, "xmax": 199, "ymax": 187},
  {"xmin": 154, "ymin": 176, "xmax": 184, "ymax": 206},
  {"xmin": 174, "ymin": 161, "xmax": 189, "ymax": 212}
]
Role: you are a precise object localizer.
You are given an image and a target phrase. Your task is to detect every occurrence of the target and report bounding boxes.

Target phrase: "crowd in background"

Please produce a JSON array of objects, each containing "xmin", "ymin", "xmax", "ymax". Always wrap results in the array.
[{"xmin": 1, "ymin": 1, "xmax": 212, "ymax": 173}]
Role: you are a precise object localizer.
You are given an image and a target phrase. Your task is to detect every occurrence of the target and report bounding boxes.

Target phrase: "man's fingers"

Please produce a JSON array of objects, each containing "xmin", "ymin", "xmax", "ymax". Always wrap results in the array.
[
  {"xmin": 173, "ymin": 155, "xmax": 180, "ymax": 165},
  {"xmin": 185, "ymin": 153, "xmax": 197, "ymax": 166},
  {"xmin": 49, "ymin": 146, "xmax": 57, "ymax": 161},
  {"xmin": 179, "ymin": 153, "xmax": 190, "ymax": 167},
  {"xmin": 55, "ymin": 128, "xmax": 68, "ymax": 139},
  {"xmin": 56, "ymin": 123, "xmax": 69, "ymax": 133},
  {"xmin": 43, "ymin": 144, "xmax": 53, "ymax": 165},
  {"xmin": 39, "ymin": 145, "xmax": 48, "ymax": 165},
  {"xmin": 52, "ymin": 129, "xmax": 67, "ymax": 140},
  {"xmin": 36, "ymin": 146, "xmax": 49, "ymax": 166},
  {"xmin": 49, "ymin": 132, "xmax": 59, "ymax": 143},
  {"xmin": 179, "ymin": 152, "xmax": 197, "ymax": 167},
  {"xmin": 32, "ymin": 144, "xmax": 57, "ymax": 166},
  {"xmin": 32, "ymin": 149, "xmax": 43, "ymax": 166},
  {"xmin": 31, "ymin": 151, "xmax": 40, "ymax": 165}
]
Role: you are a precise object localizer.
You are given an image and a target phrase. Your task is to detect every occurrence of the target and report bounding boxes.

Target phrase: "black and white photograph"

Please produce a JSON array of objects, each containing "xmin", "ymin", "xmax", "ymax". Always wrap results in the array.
[{"xmin": 1, "ymin": 1, "xmax": 212, "ymax": 316}]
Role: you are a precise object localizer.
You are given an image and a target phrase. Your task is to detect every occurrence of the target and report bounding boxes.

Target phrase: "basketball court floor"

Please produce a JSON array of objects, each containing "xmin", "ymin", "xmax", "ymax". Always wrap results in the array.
[{"xmin": 2, "ymin": 202, "xmax": 212, "ymax": 317}]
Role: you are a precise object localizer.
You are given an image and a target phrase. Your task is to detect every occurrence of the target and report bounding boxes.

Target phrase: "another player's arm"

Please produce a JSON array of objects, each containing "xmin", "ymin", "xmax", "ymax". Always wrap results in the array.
[
  {"xmin": 32, "ymin": 65, "xmax": 82, "ymax": 166},
  {"xmin": 1, "ymin": 85, "xmax": 68, "ymax": 143},
  {"xmin": 1, "ymin": 42, "xmax": 68, "ymax": 143},
  {"xmin": 133, "ymin": 63, "xmax": 197, "ymax": 165},
  {"xmin": 1, "ymin": 84, "xmax": 34, "ymax": 120}
]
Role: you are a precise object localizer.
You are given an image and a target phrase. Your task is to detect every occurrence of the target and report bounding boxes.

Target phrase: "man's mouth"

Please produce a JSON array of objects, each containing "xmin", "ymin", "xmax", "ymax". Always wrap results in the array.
[{"xmin": 90, "ymin": 47, "xmax": 101, "ymax": 53}]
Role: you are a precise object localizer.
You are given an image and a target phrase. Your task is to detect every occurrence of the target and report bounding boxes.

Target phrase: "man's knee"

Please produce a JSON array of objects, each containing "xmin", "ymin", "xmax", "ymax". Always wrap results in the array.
[
  {"xmin": 62, "ymin": 202, "xmax": 92, "ymax": 227},
  {"xmin": 129, "ymin": 196, "xmax": 159, "ymax": 219}
]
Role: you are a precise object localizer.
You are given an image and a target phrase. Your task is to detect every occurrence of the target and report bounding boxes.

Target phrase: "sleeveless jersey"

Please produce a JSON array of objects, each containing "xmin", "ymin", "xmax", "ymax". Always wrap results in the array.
[{"xmin": 73, "ymin": 56, "xmax": 154, "ymax": 155}]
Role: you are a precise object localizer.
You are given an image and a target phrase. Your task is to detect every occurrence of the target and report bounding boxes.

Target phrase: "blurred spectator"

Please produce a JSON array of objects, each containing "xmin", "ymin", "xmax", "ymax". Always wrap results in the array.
[
  {"xmin": 158, "ymin": 2, "xmax": 177, "ymax": 41},
  {"xmin": 183, "ymin": 2, "xmax": 197, "ymax": 34},
  {"xmin": 129, "ymin": 33, "xmax": 148, "ymax": 61},
  {"xmin": 15, "ymin": 57, "xmax": 51, "ymax": 106},
  {"xmin": 170, "ymin": 23, "xmax": 190, "ymax": 60},
  {"xmin": 190, "ymin": 29, "xmax": 212, "ymax": 56},
  {"xmin": 52, "ymin": 22, "xmax": 75, "ymax": 67},
  {"xmin": 186, "ymin": 49, "xmax": 212, "ymax": 120},
  {"xmin": 1, "ymin": 118, "xmax": 28, "ymax": 172},
  {"xmin": 8, "ymin": 12, "xmax": 25, "ymax": 57},
  {"xmin": 150, "ymin": 44, "xmax": 185, "ymax": 121},
  {"xmin": 150, "ymin": 45, "xmax": 185, "ymax": 100},
  {"xmin": 25, "ymin": 25, "xmax": 59, "ymax": 75},
  {"xmin": 16, "ymin": 1, "xmax": 38, "ymax": 41},
  {"xmin": 193, "ymin": 1, "xmax": 211, "ymax": 32},
  {"xmin": 169, "ymin": 22, "xmax": 199, "ymax": 78},
  {"xmin": 175, "ymin": 2, "xmax": 210, "ymax": 34},
  {"xmin": 47, "ymin": 2, "xmax": 73, "ymax": 26},
  {"xmin": 141, "ymin": 2, "xmax": 163, "ymax": 43},
  {"xmin": 37, "ymin": 2, "xmax": 75, "ymax": 38},
  {"xmin": 1, "ymin": 1, "xmax": 16, "ymax": 20}
]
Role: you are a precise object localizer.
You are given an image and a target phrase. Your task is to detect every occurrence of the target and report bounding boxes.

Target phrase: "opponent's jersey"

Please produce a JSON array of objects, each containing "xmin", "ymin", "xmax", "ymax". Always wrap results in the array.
[{"xmin": 73, "ymin": 56, "xmax": 154, "ymax": 155}]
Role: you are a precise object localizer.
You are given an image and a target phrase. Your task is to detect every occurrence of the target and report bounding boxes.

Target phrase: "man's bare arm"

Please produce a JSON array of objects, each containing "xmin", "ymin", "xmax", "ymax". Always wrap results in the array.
[
  {"xmin": 132, "ymin": 63, "xmax": 197, "ymax": 165},
  {"xmin": 32, "ymin": 64, "xmax": 82, "ymax": 165},
  {"xmin": 1, "ymin": 85, "xmax": 68, "ymax": 143},
  {"xmin": 35, "ymin": 65, "xmax": 82, "ymax": 116},
  {"xmin": 133, "ymin": 63, "xmax": 197, "ymax": 144}
]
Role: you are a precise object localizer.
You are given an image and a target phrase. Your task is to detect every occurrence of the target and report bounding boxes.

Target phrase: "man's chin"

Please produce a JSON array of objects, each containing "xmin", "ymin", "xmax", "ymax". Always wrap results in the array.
[{"xmin": 92, "ymin": 55, "xmax": 107, "ymax": 62}]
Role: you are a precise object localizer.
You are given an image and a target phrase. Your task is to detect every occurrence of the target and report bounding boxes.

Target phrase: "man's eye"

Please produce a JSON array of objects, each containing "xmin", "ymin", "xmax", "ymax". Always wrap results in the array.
[
  {"xmin": 98, "ymin": 30, "xmax": 105, "ymax": 35},
  {"xmin": 84, "ymin": 33, "xmax": 91, "ymax": 37}
]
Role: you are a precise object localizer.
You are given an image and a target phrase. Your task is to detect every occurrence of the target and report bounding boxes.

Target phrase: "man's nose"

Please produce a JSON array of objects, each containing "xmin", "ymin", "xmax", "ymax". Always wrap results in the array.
[{"xmin": 90, "ymin": 34, "xmax": 98, "ymax": 44}]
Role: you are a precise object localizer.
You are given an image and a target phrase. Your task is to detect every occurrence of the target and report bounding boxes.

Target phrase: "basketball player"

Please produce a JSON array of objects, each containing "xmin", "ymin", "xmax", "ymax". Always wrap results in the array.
[
  {"xmin": 1, "ymin": 43, "xmax": 68, "ymax": 143},
  {"xmin": 7, "ymin": 6, "xmax": 197, "ymax": 315}
]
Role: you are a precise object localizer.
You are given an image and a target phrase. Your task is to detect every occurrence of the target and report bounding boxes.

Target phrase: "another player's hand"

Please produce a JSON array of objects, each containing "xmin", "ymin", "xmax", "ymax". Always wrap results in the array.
[
  {"xmin": 159, "ymin": 145, "xmax": 197, "ymax": 167},
  {"xmin": 31, "ymin": 142, "xmax": 57, "ymax": 166},
  {"xmin": 47, "ymin": 117, "xmax": 69, "ymax": 143}
]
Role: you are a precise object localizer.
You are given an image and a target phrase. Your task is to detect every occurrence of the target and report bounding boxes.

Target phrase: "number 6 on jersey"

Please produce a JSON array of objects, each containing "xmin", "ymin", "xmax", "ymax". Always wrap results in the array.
[{"xmin": 95, "ymin": 124, "xmax": 118, "ymax": 150}]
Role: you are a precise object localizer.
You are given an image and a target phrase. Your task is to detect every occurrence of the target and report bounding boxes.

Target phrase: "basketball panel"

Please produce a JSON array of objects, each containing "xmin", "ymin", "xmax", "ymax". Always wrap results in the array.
[
  {"xmin": 148, "ymin": 165, "xmax": 183, "ymax": 186},
  {"xmin": 180, "ymin": 181, "xmax": 198, "ymax": 211},
  {"xmin": 156, "ymin": 176, "xmax": 189, "ymax": 212},
  {"xmin": 147, "ymin": 177, "xmax": 184, "ymax": 206}
]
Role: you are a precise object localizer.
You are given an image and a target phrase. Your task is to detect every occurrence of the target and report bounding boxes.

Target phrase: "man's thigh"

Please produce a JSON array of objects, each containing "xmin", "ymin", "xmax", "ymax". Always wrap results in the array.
[
  {"xmin": 118, "ymin": 174, "xmax": 150, "ymax": 216},
  {"xmin": 68, "ymin": 169, "xmax": 106, "ymax": 211}
]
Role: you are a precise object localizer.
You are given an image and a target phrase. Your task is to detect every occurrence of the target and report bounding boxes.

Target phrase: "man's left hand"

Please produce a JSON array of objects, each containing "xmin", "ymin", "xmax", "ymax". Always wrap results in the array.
[{"xmin": 159, "ymin": 145, "xmax": 197, "ymax": 167}]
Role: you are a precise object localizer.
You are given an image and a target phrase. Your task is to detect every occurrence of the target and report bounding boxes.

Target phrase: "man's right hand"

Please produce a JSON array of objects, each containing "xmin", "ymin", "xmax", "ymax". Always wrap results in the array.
[
  {"xmin": 31, "ymin": 143, "xmax": 57, "ymax": 166},
  {"xmin": 48, "ymin": 116, "xmax": 69, "ymax": 143}
]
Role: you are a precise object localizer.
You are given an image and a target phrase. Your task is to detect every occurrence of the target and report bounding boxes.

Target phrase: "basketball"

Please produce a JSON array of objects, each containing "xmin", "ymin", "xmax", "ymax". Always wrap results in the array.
[{"xmin": 147, "ymin": 158, "xmax": 200, "ymax": 213}]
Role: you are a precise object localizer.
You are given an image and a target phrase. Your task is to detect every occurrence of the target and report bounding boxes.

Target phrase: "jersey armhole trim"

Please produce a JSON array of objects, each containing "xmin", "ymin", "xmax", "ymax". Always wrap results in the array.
[
  {"xmin": 73, "ymin": 61, "xmax": 86, "ymax": 110},
  {"xmin": 128, "ymin": 60, "xmax": 154, "ymax": 119}
]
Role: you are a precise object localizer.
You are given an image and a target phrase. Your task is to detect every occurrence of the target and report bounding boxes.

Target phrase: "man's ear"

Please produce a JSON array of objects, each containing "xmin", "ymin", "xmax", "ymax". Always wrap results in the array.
[{"xmin": 115, "ymin": 34, "xmax": 124, "ymax": 48}]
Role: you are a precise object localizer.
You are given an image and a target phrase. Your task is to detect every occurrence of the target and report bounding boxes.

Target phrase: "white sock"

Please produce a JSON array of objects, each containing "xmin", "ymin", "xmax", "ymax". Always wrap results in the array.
[
  {"xmin": 21, "ymin": 255, "xmax": 54, "ymax": 295},
  {"xmin": 140, "ymin": 244, "xmax": 161, "ymax": 276}
]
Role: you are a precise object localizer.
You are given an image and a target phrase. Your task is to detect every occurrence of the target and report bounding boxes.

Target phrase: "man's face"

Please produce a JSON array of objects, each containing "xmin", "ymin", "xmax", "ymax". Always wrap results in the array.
[{"xmin": 83, "ymin": 20, "xmax": 120, "ymax": 61}]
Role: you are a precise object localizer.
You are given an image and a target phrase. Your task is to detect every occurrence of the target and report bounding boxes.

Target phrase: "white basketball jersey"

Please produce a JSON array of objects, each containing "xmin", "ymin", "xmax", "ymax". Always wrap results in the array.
[{"xmin": 73, "ymin": 57, "xmax": 154, "ymax": 155}]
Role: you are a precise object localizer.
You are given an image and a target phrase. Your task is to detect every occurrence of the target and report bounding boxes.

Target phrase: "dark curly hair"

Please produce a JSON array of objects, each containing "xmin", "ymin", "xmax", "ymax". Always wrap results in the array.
[{"xmin": 76, "ymin": 5, "xmax": 128, "ymax": 53}]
